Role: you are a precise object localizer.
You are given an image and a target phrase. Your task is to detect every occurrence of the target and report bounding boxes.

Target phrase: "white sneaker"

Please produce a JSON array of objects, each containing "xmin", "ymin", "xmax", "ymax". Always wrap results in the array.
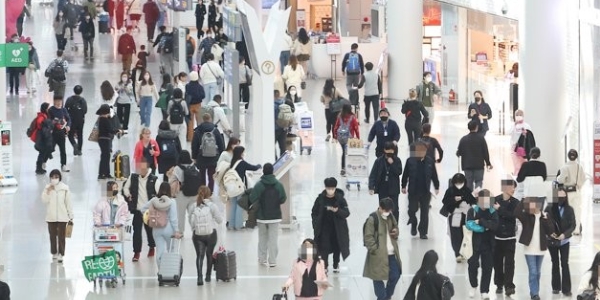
[
  {"xmin": 61, "ymin": 165, "xmax": 70, "ymax": 172},
  {"xmin": 481, "ymin": 292, "xmax": 490, "ymax": 300},
  {"xmin": 42, "ymin": 163, "xmax": 46, "ymax": 170},
  {"xmin": 469, "ymin": 287, "xmax": 476, "ymax": 298},
  {"xmin": 57, "ymin": 254, "xmax": 63, "ymax": 263},
  {"xmin": 52, "ymin": 254, "xmax": 58, "ymax": 260}
]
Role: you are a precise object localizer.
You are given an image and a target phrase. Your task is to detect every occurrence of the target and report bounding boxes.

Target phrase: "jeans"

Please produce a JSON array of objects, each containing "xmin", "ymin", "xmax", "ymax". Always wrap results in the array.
[
  {"xmin": 424, "ymin": 106, "xmax": 435, "ymax": 124},
  {"xmin": 52, "ymin": 130, "xmax": 68, "ymax": 166},
  {"xmin": 364, "ymin": 95, "xmax": 380, "ymax": 123},
  {"xmin": 139, "ymin": 96, "xmax": 153, "ymax": 127},
  {"xmin": 68, "ymin": 122, "xmax": 84, "ymax": 152},
  {"xmin": 186, "ymin": 56, "xmax": 193, "ymax": 73},
  {"xmin": 405, "ymin": 121, "xmax": 422, "ymax": 146},
  {"xmin": 83, "ymin": 38, "xmax": 94, "ymax": 57},
  {"xmin": 132, "ymin": 210, "xmax": 156, "ymax": 253},
  {"xmin": 448, "ymin": 217, "xmax": 464, "ymax": 257},
  {"xmin": 372, "ymin": 255, "xmax": 402, "ymax": 300},
  {"xmin": 204, "ymin": 82, "xmax": 219, "ymax": 105},
  {"xmin": 116, "ymin": 103, "xmax": 131, "ymax": 130},
  {"xmin": 8, "ymin": 69, "xmax": 20, "ymax": 92},
  {"xmin": 275, "ymin": 128, "xmax": 287, "ymax": 157},
  {"xmin": 345, "ymin": 73, "xmax": 361, "ymax": 93},
  {"xmin": 549, "ymin": 242, "xmax": 571, "ymax": 293},
  {"xmin": 47, "ymin": 222, "xmax": 67, "ymax": 255},
  {"xmin": 98, "ymin": 138, "xmax": 112, "ymax": 176},
  {"xmin": 325, "ymin": 108, "xmax": 336, "ymax": 135},
  {"xmin": 152, "ymin": 226, "xmax": 174, "ymax": 264},
  {"xmin": 199, "ymin": 165, "xmax": 216, "ymax": 192},
  {"xmin": 525, "ymin": 254, "xmax": 544, "ymax": 297},
  {"xmin": 192, "ymin": 230, "xmax": 217, "ymax": 280},
  {"xmin": 378, "ymin": 193, "xmax": 400, "ymax": 223},
  {"xmin": 227, "ymin": 196, "xmax": 244, "ymax": 230},
  {"xmin": 257, "ymin": 222, "xmax": 280, "ymax": 265},
  {"xmin": 464, "ymin": 169, "xmax": 484, "ymax": 191},
  {"xmin": 279, "ymin": 50, "xmax": 290, "ymax": 74},
  {"xmin": 339, "ymin": 143, "xmax": 348, "ymax": 170},
  {"xmin": 407, "ymin": 193, "xmax": 431, "ymax": 235},
  {"xmin": 468, "ymin": 247, "xmax": 494, "ymax": 293},
  {"xmin": 493, "ymin": 239, "xmax": 516, "ymax": 289}
]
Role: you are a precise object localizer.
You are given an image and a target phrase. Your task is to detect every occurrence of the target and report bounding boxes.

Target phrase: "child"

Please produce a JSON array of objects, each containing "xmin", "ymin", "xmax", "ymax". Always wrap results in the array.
[
  {"xmin": 136, "ymin": 45, "xmax": 148, "ymax": 70},
  {"xmin": 418, "ymin": 123, "xmax": 443, "ymax": 163},
  {"xmin": 283, "ymin": 239, "xmax": 330, "ymax": 300}
]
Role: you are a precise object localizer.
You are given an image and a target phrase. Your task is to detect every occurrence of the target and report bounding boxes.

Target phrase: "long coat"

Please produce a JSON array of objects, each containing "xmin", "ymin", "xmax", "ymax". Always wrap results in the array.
[
  {"xmin": 311, "ymin": 189, "xmax": 350, "ymax": 260},
  {"xmin": 363, "ymin": 211, "xmax": 401, "ymax": 281}
]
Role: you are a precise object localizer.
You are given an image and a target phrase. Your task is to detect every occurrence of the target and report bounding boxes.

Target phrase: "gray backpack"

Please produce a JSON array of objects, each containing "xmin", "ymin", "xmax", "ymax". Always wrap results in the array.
[
  {"xmin": 336, "ymin": 116, "xmax": 353, "ymax": 144},
  {"xmin": 200, "ymin": 130, "xmax": 218, "ymax": 158}
]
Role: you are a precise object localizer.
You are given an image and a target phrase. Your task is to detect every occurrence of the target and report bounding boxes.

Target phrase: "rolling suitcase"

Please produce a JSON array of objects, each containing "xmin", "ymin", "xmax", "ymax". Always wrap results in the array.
[
  {"xmin": 113, "ymin": 151, "xmax": 131, "ymax": 180},
  {"xmin": 157, "ymin": 238, "xmax": 183, "ymax": 286},
  {"xmin": 215, "ymin": 250, "xmax": 237, "ymax": 282}
]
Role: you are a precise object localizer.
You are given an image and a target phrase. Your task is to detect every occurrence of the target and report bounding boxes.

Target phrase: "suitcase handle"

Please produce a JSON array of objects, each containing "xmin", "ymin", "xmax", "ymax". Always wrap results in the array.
[{"xmin": 169, "ymin": 238, "xmax": 181, "ymax": 254}]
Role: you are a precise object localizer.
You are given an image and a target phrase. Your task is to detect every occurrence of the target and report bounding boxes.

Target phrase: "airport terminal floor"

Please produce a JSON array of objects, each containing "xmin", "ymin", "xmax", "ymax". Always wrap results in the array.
[{"xmin": 1, "ymin": 3, "xmax": 600, "ymax": 300}]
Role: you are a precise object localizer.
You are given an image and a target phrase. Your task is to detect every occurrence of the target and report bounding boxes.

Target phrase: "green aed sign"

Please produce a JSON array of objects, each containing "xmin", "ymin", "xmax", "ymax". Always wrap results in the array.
[{"xmin": 0, "ymin": 43, "xmax": 29, "ymax": 68}]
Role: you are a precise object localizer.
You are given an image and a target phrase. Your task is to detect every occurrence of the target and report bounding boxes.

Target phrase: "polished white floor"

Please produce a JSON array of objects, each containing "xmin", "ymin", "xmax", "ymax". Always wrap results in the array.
[{"xmin": 1, "ymin": 3, "xmax": 599, "ymax": 300}]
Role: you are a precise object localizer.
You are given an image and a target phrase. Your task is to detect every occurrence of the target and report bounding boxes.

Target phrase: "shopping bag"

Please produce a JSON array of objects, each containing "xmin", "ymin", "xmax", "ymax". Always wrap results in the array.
[
  {"xmin": 88, "ymin": 120, "xmax": 99, "ymax": 142},
  {"xmin": 459, "ymin": 225, "xmax": 473, "ymax": 259},
  {"xmin": 81, "ymin": 250, "xmax": 120, "ymax": 282},
  {"xmin": 65, "ymin": 221, "xmax": 74, "ymax": 238}
]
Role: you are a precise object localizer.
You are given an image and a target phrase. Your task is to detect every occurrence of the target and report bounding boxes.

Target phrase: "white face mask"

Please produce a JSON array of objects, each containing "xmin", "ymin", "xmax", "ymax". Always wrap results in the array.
[
  {"xmin": 515, "ymin": 116, "xmax": 524, "ymax": 122},
  {"xmin": 290, "ymin": 90, "xmax": 297, "ymax": 96},
  {"xmin": 424, "ymin": 76, "xmax": 432, "ymax": 83},
  {"xmin": 121, "ymin": 76, "xmax": 128, "ymax": 82},
  {"xmin": 325, "ymin": 188, "xmax": 336, "ymax": 197},
  {"xmin": 144, "ymin": 76, "xmax": 150, "ymax": 80},
  {"xmin": 455, "ymin": 184, "xmax": 464, "ymax": 190},
  {"xmin": 381, "ymin": 211, "xmax": 390, "ymax": 218},
  {"xmin": 50, "ymin": 179, "xmax": 60, "ymax": 186}
]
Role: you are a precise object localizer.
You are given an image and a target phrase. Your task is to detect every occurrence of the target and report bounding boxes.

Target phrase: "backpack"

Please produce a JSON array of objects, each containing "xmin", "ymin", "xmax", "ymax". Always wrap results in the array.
[
  {"xmin": 200, "ymin": 104, "xmax": 215, "ymax": 122},
  {"xmin": 191, "ymin": 204, "xmax": 213, "ymax": 235},
  {"xmin": 50, "ymin": 60, "xmax": 66, "ymax": 81},
  {"xmin": 66, "ymin": 96, "xmax": 85, "ymax": 121},
  {"xmin": 200, "ymin": 130, "xmax": 218, "ymax": 158},
  {"xmin": 161, "ymin": 33, "xmax": 174, "ymax": 54},
  {"xmin": 346, "ymin": 52, "xmax": 360, "ymax": 73},
  {"xmin": 181, "ymin": 165, "xmax": 202, "ymax": 196},
  {"xmin": 186, "ymin": 38, "xmax": 194, "ymax": 56},
  {"xmin": 336, "ymin": 116, "xmax": 353, "ymax": 144},
  {"xmin": 362, "ymin": 212, "xmax": 379, "ymax": 248},
  {"xmin": 159, "ymin": 138, "xmax": 178, "ymax": 159},
  {"xmin": 147, "ymin": 204, "xmax": 168, "ymax": 228},
  {"xmin": 223, "ymin": 160, "xmax": 245, "ymax": 198},
  {"xmin": 169, "ymin": 99, "xmax": 185, "ymax": 124},
  {"xmin": 26, "ymin": 117, "xmax": 38, "ymax": 139},
  {"xmin": 329, "ymin": 92, "xmax": 350, "ymax": 114},
  {"xmin": 276, "ymin": 103, "xmax": 294, "ymax": 128},
  {"xmin": 259, "ymin": 183, "xmax": 280, "ymax": 216},
  {"xmin": 440, "ymin": 276, "xmax": 455, "ymax": 300}
]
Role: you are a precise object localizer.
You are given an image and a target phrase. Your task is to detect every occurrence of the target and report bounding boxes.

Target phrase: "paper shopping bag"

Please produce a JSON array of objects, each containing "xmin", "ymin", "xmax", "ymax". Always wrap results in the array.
[{"xmin": 65, "ymin": 221, "xmax": 74, "ymax": 238}]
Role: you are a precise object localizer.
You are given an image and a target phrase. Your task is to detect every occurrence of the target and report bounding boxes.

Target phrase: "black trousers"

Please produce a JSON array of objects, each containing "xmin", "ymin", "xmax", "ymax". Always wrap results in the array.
[
  {"xmin": 340, "ymin": 143, "xmax": 347, "ymax": 170},
  {"xmin": 8, "ymin": 69, "xmax": 20, "ymax": 92},
  {"xmin": 240, "ymin": 83, "xmax": 250, "ymax": 108},
  {"xmin": 116, "ymin": 103, "xmax": 131, "ymax": 130},
  {"xmin": 448, "ymin": 217, "xmax": 464, "ymax": 257},
  {"xmin": 52, "ymin": 130, "xmax": 68, "ymax": 166},
  {"xmin": 275, "ymin": 128, "xmax": 287, "ymax": 157},
  {"xmin": 196, "ymin": 18, "xmax": 205, "ymax": 38},
  {"xmin": 493, "ymin": 239, "xmax": 516, "ymax": 289},
  {"xmin": 364, "ymin": 95, "xmax": 379, "ymax": 123},
  {"xmin": 468, "ymin": 246, "xmax": 494, "ymax": 293},
  {"xmin": 68, "ymin": 121, "xmax": 84, "ymax": 152},
  {"xmin": 36, "ymin": 149, "xmax": 52, "ymax": 171},
  {"xmin": 83, "ymin": 38, "xmax": 94, "ymax": 57},
  {"xmin": 199, "ymin": 165, "xmax": 216, "ymax": 192},
  {"xmin": 378, "ymin": 192, "xmax": 400, "ymax": 223},
  {"xmin": 407, "ymin": 193, "xmax": 431, "ymax": 235},
  {"xmin": 405, "ymin": 121, "xmax": 422, "ymax": 146},
  {"xmin": 132, "ymin": 210, "xmax": 156, "ymax": 253},
  {"xmin": 55, "ymin": 34, "xmax": 66, "ymax": 50},
  {"xmin": 192, "ymin": 230, "xmax": 217, "ymax": 279},
  {"xmin": 325, "ymin": 108, "xmax": 336, "ymax": 135},
  {"xmin": 323, "ymin": 251, "xmax": 340, "ymax": 270},
  {"xmin": 549, "ymin": 242, "xmax": 571, "ymax": 293},
  {"xmin": 98, "ymin": 138, "xmax": 112, "ymax": 176}
]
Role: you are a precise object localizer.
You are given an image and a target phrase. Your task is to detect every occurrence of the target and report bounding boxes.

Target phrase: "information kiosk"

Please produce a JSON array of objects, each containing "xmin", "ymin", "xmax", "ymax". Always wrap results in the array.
[{"xmin": 273, "ymin": 151, "xmax": 297, "ymax": 229}]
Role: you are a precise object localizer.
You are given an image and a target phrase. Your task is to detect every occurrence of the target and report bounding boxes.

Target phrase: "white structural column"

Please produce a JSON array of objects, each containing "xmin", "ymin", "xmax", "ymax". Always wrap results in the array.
[
  {"xmin": 0, "ymin": 0, "xmax": 6, "ymax": 121},
  {"xmin": 519, "ymin": 0, "xmax": 568, "ymax": 173},
  {"xmin": 386, "ymin": 0, "xmax": 422, "ymax": 100}
]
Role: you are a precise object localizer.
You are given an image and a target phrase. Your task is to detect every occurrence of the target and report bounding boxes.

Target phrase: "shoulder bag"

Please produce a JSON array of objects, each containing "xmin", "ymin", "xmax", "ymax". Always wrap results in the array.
[
  {"xmin": 88, "ymin": 118, "xmax": 100, "ymax": 142},
  {"xmin": 207, "ymin": 63, "xmax": 223, "ymax": 86}
]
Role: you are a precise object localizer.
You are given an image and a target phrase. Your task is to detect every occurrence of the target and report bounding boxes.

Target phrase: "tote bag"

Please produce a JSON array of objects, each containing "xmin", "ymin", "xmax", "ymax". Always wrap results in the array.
[{"xmin": 459, "ymin": 225, "xmax": 473, "ymax": 259}]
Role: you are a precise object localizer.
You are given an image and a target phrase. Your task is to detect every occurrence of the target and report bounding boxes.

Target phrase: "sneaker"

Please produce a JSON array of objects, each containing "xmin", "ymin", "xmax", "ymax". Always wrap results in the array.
[
  {"xmin": 564, "ymin": 292, "xmax": 572, "ymax": 297},
  {"xmin": 364, "ymin": 119, "xmax": 369, "ymax": 124},
  {"xmin": 52, "ymin": 253, "xmax": 59, "ymax": 260},
  {"xmin": 333, "ymin": 263, "xmax": 340, "ymax": 273},
  {"xmin": 468, "ymin": 287, "xmax": 476, "ymax": 298},
  {"xmin": 132, "ymin": 252, "xmax": 140, "ymax": 262},
  {"xmin": 496, "ymin": 287, "xmax": 503, "ymax": 294},
  {"xmin": 455, "ymin": 255, "xmax": 464, "ymax": 263},
  {"xmin": 481, "ymin": 293, "xmax": 490, "ymax": 300},
  {"xmin": 411, "ymin": 225, "xmax": 417, "ymax": 237},
  {"xmin": 505, "ymin": 287, "xmax": 515, "ymax": 296},
  {"xmin": 531, "ymin": 295, "xmax": 540, "ymax": 300},
  {"xmin": 57, "ymin": 254, "xmax": 63, "ymax": 263},
  {"xmin": 148, "ymin": 247, "xmax": 155, "ymax": 257},
  {"xmin": 36, "ymin": 169, "xmax": 46, "ymax": 175},
  {"xmin": 325, "ymin": 134, "xmax": 331, "ymax": 142},
  {"xmin": 268, "ymin": 263, "xmax": 276, "ymax": 268},
  {"xmin": 61, "ymin": 165, "xmax": 70, "ymax": 172}
]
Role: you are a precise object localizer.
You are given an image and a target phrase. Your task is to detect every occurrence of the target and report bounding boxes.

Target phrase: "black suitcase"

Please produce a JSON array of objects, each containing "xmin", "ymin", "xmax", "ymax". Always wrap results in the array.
[
  {"xmin": 215, "ymin": 251, "xmax": 237, "ymax": 282},
  {"xmin": 99, "ymin": 21, "xmax": 110, "ymax": 33},
  {"xmin": 112, "ymin": 151, "xmax": 131, "ymax": 180}
]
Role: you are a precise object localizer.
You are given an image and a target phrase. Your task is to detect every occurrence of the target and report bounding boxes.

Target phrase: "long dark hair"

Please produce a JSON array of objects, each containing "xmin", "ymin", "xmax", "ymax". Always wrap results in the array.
[
  {"xmin": 141, "ymin": 71, "xmax": 154, "ymax": 86},
  {"xmin": 323, "ymin": 79, "xmax": 335, "ymax": 98},
  {"xmin": 230, "ymin": 146, "xmax": 245, "ymax": 168},
  {"xmin": 100, "ymin": 80, "xmax": 115, "ymax": 101},
  {"xmin": 473, "ymin": 90, "xmax": 485, "ymax": 103},
  {"xmin": 340, "ymin": 103, "xmax": 353, "ymax": 119},
  {"xmin": 157, "ymin": 182, "xmax": 171, "ymax": 197},
  {"xmin": 161, "ymin": 73, "xmax": 171, "ymax": 89},
  {"xmin": 589, "ymin": 252, "xmax": 600, "ymax": 290},
  {"xmin": 297, "ymin": 28, "xmax": 310, "ymax": 45},
  {"xmin": 406, "ymin": 250, "xmax": 439, "ymax": 297}
]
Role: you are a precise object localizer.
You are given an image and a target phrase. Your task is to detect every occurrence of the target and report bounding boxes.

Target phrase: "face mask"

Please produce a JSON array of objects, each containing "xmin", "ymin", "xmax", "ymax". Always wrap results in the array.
[
  {"xmin": 558, "ymin": 197, "xmax": 567, "ymax": 206},
  {"xmin": 326, "ymin": 188, "xmax": 336, "ymax": 197},
  {"xmin": 144, "ymin": 76, "xmax": 150, "ymax": 80},
  {"xmin": 12, "ymin": 39, "xmax": 19, "ymax": 43},
  {"xmin": 112, "ymin": 190, "xmax": 119, "ymax": 196},
  {"xmin": 455, "ymin": 184, "xmax": 464, "ymax": 190},
  {"xmin": 424, "ymin": 76, "xmax": 432, "ymax": 83},
  {"xmin": 475, "ymin": 97, "xmax": 482, "ymax": 102},
  {"xmin": 515, "ymin": 116, "xmax": 524, "ymax": 122},
  {"xmin": 380, "ymin": 116, "xmax": 389, "ymax": 122},
  {"xmin": 50, "ymin": 179, "xmax": 60, "ymax": 186},
  {"xmin": 290, "ymin": 90, "xmax": 297, "ymax": 96},
  {"xmin": 385, "ymin": 153, "xmax": 394, "ymax": 158},
  {"xmin": 381, "ymin": 211, "xmax": 390, "ymax": 218},
  {"xmin": 299, "ymin": 246, "xmax": 315, "ymax": 260}
]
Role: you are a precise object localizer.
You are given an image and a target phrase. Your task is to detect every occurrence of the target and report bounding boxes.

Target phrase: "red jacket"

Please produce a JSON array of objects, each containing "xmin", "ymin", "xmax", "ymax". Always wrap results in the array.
[
  {"xmin": 143, "ymin": 1, "xmax": 160, "ymax": 24},
  {"xmin": 30, "ymin": 112, "xmax": 48, "ymax": 142},
  {"xmin": 333, "ymin": 113, "xmax": 360, "ymax": 140},
  {"xmin": 118, "ymin": 33, "xmax": 136, "ymax": 55},
  {"xmin": 133, "ymin": 139, "xmax": 160, "ymax": 169}
]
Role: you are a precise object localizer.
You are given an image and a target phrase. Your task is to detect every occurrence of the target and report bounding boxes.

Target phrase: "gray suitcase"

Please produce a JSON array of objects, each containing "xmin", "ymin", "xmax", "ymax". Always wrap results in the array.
[{"xmin": 157, "ymin": 238, "xmax": 183, "ymax": 286}]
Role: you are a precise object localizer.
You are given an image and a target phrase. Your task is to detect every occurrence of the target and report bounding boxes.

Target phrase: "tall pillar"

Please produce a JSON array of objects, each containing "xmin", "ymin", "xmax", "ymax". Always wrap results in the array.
[
  {"xmin": 0, "ymin": 0, "xmax": 6, "ymax": 121},
  {"xmin": 244, "ymin": 0, "xmax": 263, "ymax": 27},
  {"xmin": 520, "ymin": 0, "xmax": 568, "ymax": 173},
  {"xmin": 386, "ymin": 0, "xmax": 422, "ymax": 101}
]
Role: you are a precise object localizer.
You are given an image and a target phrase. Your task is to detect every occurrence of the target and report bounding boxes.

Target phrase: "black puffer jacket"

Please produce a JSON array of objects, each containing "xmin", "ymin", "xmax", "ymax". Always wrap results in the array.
[
  {"xmin": 311, "ymin": 189, "xmax": 351, "ymax": 260},
  {"xmin": 441, "ymin": 185, "xmax": 476, "ymax": 221},
  {"xmin": 156, "ymin": 129, "xmax": 181, "ymax": 173}
]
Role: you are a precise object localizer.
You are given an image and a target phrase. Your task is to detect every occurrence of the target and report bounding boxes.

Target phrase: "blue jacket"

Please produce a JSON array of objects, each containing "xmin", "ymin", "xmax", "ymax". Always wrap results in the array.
[
  {"xmin": 401, "ymin": 156, "xmax": 439, "ymax": 195},
  {"xmin": 466, "ymin": 205, "xmax": 498, "ymax": 252},
  {"xmin": 47, "ymin": 106, "xmax": 72, "ymax": 128},
  {"xmin": 367, "ymin": 120, "xmax": 401, "ymax": 153}
]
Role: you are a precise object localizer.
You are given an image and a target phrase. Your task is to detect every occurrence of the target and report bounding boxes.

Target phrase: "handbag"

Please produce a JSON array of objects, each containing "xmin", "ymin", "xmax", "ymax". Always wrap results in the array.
[
  {"xmin": 272, "ymin": 291, "xmax": 288, "ymax": 300},
  {"xmin": 547, "ymin": 219, "xmax": 562, "ymax": 248},
  {"xmin": 155, "ymin": 91, "xmax": 168, "ymax": 109},
  {"xmin": 459, "ymin": 225, "xmax": 473, "ymax": 259},
  {"xmin": 65, "ymin": 221, "xmax": 74, "ymax": 238},
  {"xmin": 578, "ymin": 289, "xmax": 597, "ymax": 300},
  {"xmin": 88, "ymin": 119, "xmax": 99, "ymax": 142},
  {"xmin": 207, "ymin": 63, "xmax": 223, "ymax": 86},
  {"xmin": 515, "ymin": 133, "xmax": 527, "ymax": 157}
]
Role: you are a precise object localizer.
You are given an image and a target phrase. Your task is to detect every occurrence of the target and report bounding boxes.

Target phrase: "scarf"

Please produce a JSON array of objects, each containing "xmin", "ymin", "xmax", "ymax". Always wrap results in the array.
[{"xmin": 299, "ymin": 259, "xmax": 319, "ymax": 297}]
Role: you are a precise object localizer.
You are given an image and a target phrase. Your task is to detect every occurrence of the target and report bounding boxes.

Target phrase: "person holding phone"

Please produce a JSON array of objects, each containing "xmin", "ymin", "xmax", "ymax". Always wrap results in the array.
[
  {"xmin": 441, "ymin": 173, "xmax": 476, "ymax": 263},
  {"xmin": 133, "ymin": 127, "xmax": 161, "ymax": 175},
  {"xmin": 282, "ymin": 239, "xmax": 330, "ymax": 299},
  {"xmin": 467, "ymin": 90, "xmax": 492, "ymax": 136}
]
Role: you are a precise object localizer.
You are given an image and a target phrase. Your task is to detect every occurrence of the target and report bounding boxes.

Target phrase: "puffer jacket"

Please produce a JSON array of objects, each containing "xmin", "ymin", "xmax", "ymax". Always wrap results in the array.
[
  {"xmin": 141, "ymin": 195, "xmax": 179, "ymax": 232},
  {"xmin": 41, "ymin": 182, "xmax": 74, "ymax": 222},
  {"xmin": 93, "ymin": 195, "xmax": 130, "ymax": 226}
]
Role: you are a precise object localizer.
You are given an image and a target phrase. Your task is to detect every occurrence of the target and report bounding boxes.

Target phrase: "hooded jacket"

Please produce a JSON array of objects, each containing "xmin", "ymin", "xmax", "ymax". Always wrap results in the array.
[
  {"xmin": 249, "ymin": 174, "xmax": 287, "ymax": 221},
  {"xmin": 141, "ymin": 195, "xmax": 179, "ymax": 232},
  {"xmin": 93, "ymin": 194, "xmax": 130, "ymax": 226},
  {"xmin": 311, "ymin": 189, "xmax": 351, "ymax": 260},
  {"xmin": 41, "ymin": 181, "xmax": 74, "ymax": 222},
  {"xmin": 207, "ymin": 100, "xmax": 232, "ymax": 133}
]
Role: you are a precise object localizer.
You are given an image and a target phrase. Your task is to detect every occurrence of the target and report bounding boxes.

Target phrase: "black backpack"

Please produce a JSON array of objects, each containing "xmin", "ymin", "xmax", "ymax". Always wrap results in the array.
[
  {"xmin": 181, "ymin": 165, "xmax": 202, "ymax": 196},
  {"xmin": 66, "ymin": 96, "xmax": 85, "ymax": 121},
  {"xmin": 50, "ymin": 60, "xmax": 66, "ymax": 81},
  {"xmin": 159, "ymin": 138, "xmax": 178, "ymax": 159},
  {"xmin": 186, "ymin": 38, "xmax": 194, "ymax": 56},
  {"xmin": 362, "ymin": 212, "xmax": 379, "ymax": 248},
  {"xmin": 169, "ymin": 100, "xmax": 185, "ymax": 124},
  {"xmin": 260, "ymin": 183, "xmax": 280, "ymax": 214}
]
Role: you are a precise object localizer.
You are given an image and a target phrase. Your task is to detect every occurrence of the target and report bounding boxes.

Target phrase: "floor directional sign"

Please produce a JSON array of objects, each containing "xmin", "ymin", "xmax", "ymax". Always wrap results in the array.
[{"xmin": 0, "ymin": 43, "xmax": 29, "ymax": 68}]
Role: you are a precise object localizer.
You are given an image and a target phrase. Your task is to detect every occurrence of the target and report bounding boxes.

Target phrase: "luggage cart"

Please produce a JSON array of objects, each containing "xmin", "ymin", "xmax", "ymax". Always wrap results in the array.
[
  {"xmin": 345, "ymin": 140, "xmax": 368, "ymax": 190},
  {"xmin": 92, "ymin": 226, "xmax": 127, "ymax": 288},
  {"xmin": 296, "ymin": 109, "xmax": 314, "ymax": 155}
]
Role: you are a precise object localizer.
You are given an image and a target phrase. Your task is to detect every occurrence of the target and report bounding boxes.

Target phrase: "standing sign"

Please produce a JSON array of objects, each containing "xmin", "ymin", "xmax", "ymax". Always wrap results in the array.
[
  {"xmin": 593, "ymin": 122, "xmax": 600, "ymax": 199},
  {"xmin": 0, "ymin": 122, "xmax": 18, "ymax": 187},
  {"xmin": 0, "ymin": 43, "xmax": 29, "ymax": 68},
  {"xmin": 325, "ymin": 34, "xmax": 341, "ymax": 55}
]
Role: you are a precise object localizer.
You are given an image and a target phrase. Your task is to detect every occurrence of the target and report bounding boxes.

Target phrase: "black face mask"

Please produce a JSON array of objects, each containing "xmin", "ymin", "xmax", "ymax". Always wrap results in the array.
[
  {"xmin": 385, "ymin": 153, "xmax": 394, "ymax": 158},
  {"xmin": 558, "ymin": 197, "xmax": 567, "ymax": 206},
  {"xmin": 475, "ymin": 97, "xmax": 482, "ymax": 102},
  {"xmin": 380, "ymin": 116, "xmax": 389, "ymax": 122},
  {"xmin": 112, "ymin": 190, "xmax": 119, "ymax": 196}
]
